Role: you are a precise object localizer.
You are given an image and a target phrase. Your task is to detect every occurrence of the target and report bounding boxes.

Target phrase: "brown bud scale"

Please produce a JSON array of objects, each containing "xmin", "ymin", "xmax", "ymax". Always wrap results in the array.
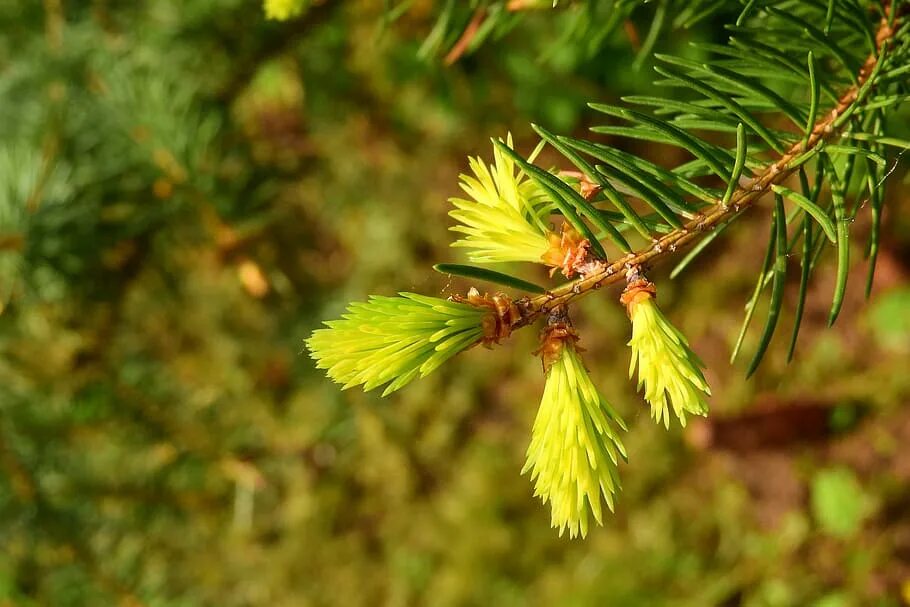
[{"xmin": 533, "ymin": 306, "xmax": 582, "ymax": 372}]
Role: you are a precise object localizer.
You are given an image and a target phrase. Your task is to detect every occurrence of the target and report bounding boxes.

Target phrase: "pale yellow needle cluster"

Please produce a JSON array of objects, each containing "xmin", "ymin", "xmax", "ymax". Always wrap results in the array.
[
  {"xmin": 449, "ymin": 135, "xmax": 554, "ymax": 264},
  {"xmin": 263, "ymin": 0, "xmax": 306, "ymax": 21},
  {"xmin": 627, "ymin": 297, "xmax": 710, "ymax": 428},
  {"xmin": 306, "ymin": 293, "xmax": 486, "ymax": 396},
  {"xmin": 523, "ymin": 342, "xmax": 627, "ymax": 539}
]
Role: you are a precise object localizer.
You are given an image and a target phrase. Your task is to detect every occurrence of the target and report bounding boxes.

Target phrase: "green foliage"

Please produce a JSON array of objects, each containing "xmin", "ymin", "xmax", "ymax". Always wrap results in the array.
[
  {"xmin": 524, "ymin": 338, "xmax": 626, "ymax": 538},
  {"xmin": 867, "ymin": 285, "xmax": 910, "ymax": 351},
  {"xmin": 810, "ymin": 467, "xmax": 873, "ymax": 538},
  {"xmin": 448, "ymin": 136, "xmax": 553, "ymax": 264},
  {"xmin": 307, "ymin": 293, "xmax": 487, "ymax": 395},
  {"xmin": 433, "ymin": 263, "xmax": 548, "ymax": 294},
  {"xmin": 627, "ymin": 291, "xmax": 711, "ymax": 427}
]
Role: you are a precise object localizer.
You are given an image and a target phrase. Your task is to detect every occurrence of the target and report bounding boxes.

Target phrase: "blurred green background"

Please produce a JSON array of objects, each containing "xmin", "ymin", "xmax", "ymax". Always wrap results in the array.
[{"xmin": 1, "ymin": 1, "xmax": 909, "ymax": 605}]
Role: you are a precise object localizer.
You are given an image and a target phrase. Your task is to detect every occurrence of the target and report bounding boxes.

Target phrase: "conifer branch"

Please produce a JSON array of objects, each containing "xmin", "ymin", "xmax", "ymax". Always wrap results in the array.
[
  {"xmin": 303, "ymin": 0, "xmax": 909, "ymax": 537},
  {"xmin": 508, "ymin": 1, "xmax": 904, "ymax": 332}
]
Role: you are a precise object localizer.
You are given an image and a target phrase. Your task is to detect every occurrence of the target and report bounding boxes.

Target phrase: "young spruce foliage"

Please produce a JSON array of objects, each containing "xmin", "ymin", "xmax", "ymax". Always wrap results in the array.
[
  {"xmin": 623, "ymin": 276, "xmax": 711, "ymax": 428},
  {"xmin": 307, "ymin": 0, "xmax": 910, "ymax": 537},
  {"xmin": 449, "ymin": 135, "xmax": 554, "ymax": 265},
  {"xmin": 307, "ymin": 294, "xmax": 488, "ymax": 397},
  {"xmin": 523, "ymin": 309, "xmax": 627, "ymax": 538}
]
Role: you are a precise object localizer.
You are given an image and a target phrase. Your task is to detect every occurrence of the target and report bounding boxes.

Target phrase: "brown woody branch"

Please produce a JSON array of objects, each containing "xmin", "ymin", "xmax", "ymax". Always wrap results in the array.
[
  {"xmin": 446, "ymin": 1, "xmax": 578, "ymax": 65},
  {"xmin": 444, "ymin": 8, "xmax": 487, "ymax": 65}
]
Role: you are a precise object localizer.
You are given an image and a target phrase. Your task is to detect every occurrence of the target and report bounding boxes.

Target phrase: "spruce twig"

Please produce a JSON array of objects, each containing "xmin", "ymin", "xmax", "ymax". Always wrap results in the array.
[{"xmin": 504, "ymin": 3, "xmax": 903, "ymax": 332}]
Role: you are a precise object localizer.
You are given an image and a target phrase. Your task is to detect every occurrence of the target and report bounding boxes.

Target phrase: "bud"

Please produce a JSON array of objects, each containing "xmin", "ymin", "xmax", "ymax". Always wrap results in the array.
[
  {"xmin": 623, "ymin": 278, "xmax": 710, "ymax": 428},
  {"xmin": 306, "ymin": 293, "xmax": 488, "ymax": 396},
  {"xmin": 523, "ymin": 311, "xmax": 627, "ymax": 538},
  {"xmin": 539, "ymin": 224, "xmax": 601, "ymax": 278},
  {"xmin": 449, "ymin": 135, "xmax": 554, "ymax": 264}
]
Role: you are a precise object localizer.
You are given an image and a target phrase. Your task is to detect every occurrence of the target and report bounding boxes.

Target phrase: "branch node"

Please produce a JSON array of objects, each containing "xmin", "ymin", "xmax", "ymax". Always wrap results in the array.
[
  {"xmin": 534, "ymin": 306, "xmax": 580, "ymax": 372},
  {"xmin": 455, "ymin": 288, "xmax": 522, "ymax": 347},
  {"xmin": 620, "ymin": 276, "xmax": 656, "ymax": 317}
]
